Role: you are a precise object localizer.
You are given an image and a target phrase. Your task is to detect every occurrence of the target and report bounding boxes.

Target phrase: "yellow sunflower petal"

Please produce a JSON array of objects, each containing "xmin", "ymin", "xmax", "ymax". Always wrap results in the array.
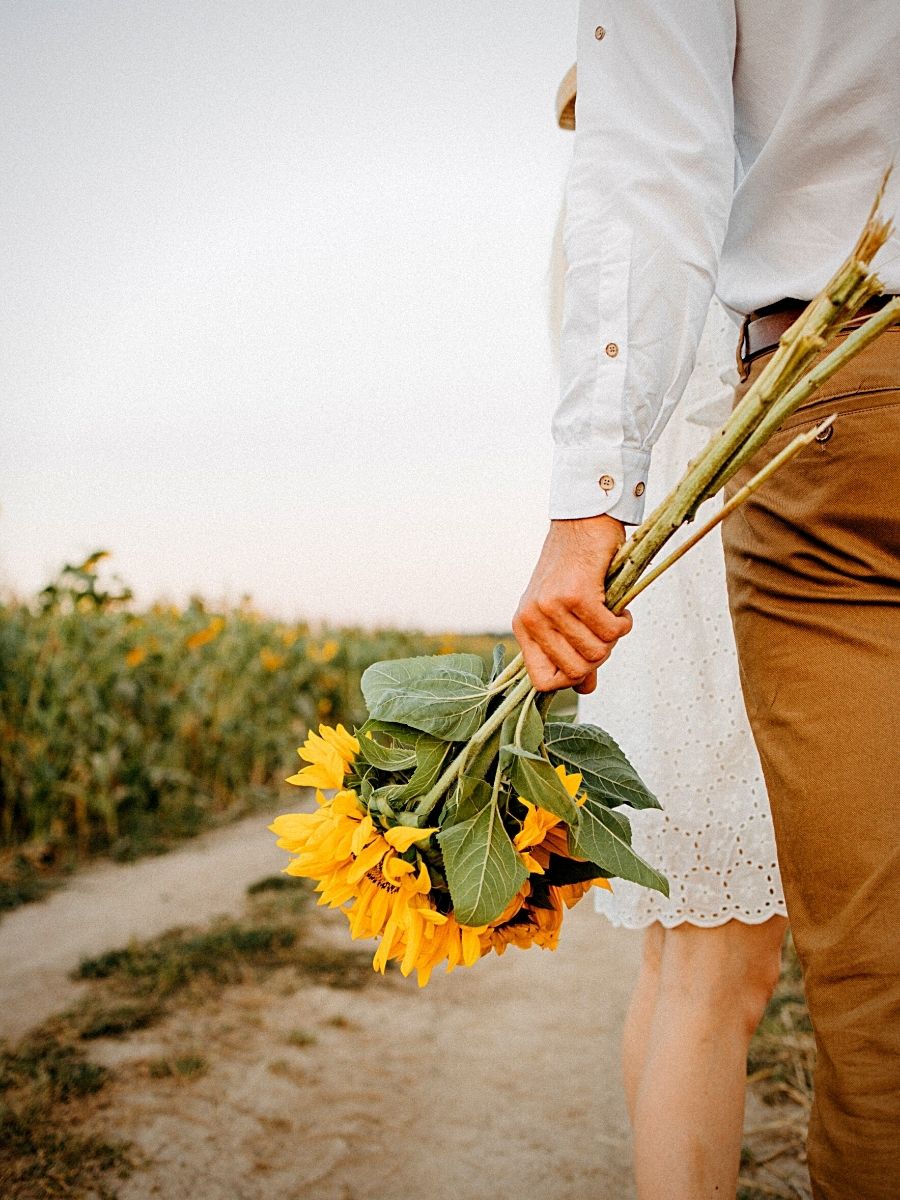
[
  {"xmin": 345, "ymin": 836, "xmax": 389, "ymax": 884},
  {"xmin": 554, "ymin": 763, "xmax": 583, "ymax": 797},
  {"xmin": 350, "ymin": 814, "xmax": 374, "ymax": 857},
  {"xmin": 513, "ymin": 799, "xmax": 561, "ymax": 851},
  {"xmin": 380, "ymin": 855, "xmax": 415, "ymax": 885},
  {"xmin": 383, "ymin": 825, "xmax": 438, "ymax": 852},
  {"xmin": 519, "ymin": 850, "xmax": 545, "ymax": 874},
  {"xmin": 319, "ymin": 723, "xmax": 360, "ymax": 763},
  {"xmin": 331, "ymin": 790, "xmax": 365, "ymax": 817}
]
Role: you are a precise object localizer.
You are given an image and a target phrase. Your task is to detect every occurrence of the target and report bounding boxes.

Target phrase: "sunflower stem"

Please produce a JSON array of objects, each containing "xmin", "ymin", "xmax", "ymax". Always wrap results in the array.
[
  {"xmin": 413, "ymin": 674, "xmax": 535, "ymax": 821},
  {"xmin": 513, "ymin": 687, "xmax": 538, "ymax": 749},
  {"xmin": 612, "ymin": 415, "xmax": 837, "ymax": 611},
  {"xmin": 603, "ymin": 192, "xmax": 894, "ymax": 610},
  {"xmin": 487, "ymin": 652, "xmax": 526, "ymax": 694}
]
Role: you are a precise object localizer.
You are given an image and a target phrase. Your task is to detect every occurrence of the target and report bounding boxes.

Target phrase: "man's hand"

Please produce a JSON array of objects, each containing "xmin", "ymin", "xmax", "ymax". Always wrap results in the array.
[{"xmin": 512, "ymin": 515, "xmax": 632, "ymax": 695}]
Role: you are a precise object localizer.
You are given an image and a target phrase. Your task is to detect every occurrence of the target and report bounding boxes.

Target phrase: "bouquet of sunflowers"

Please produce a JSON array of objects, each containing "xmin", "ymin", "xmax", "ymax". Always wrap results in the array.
[
  {"xmin": 271, "ymin": 653, "xmax": 663, "ymax": 987},
  {"xmin": 272, "ymin": 191, "xmax": 899, "ymax": 987}
]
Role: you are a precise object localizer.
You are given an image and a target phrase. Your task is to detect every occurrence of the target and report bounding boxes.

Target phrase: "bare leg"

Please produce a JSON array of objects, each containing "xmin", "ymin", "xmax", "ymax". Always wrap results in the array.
[
  {"xmin": 622, "ymin": 923, "xmax": 664, "ymax": 1121},
  {"xmin": 631, "ymin": 916, "xmax": 788, "ymax": 1200}
]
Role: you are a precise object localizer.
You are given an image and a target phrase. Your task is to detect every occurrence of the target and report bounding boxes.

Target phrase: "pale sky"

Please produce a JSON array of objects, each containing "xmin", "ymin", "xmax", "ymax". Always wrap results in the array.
[{"xmin": 1, "ymin": 1, "xmax": 580, "ymax": 630}]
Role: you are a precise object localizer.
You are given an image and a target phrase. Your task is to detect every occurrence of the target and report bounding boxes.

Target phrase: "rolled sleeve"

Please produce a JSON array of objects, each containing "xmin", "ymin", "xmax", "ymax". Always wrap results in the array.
[
  {"xmin": 552, "ymin": 0, "xmax": 736, "ymax": 523},
  {"xmin": 549, "ymin": 442, "xmax": 651, "ymax": 523}
]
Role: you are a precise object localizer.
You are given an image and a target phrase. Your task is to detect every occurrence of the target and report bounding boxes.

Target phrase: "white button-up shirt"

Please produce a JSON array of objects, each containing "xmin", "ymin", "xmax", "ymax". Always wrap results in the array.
[{"xmin": 553, "ymin": 0, "xmax": 900, "ymax": 523}]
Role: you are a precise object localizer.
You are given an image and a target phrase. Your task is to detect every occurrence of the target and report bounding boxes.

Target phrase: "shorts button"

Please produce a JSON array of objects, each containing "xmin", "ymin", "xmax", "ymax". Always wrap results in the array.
[{"xmin": 598, "ymin": 474, "xmax": 615, "ymax": 492}]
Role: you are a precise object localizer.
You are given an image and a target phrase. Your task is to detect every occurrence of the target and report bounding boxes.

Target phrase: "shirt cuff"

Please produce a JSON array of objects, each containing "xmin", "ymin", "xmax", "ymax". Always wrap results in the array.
[{"xmin": 549, "ymin": 443, "xmax": 652, "ymax": 524}]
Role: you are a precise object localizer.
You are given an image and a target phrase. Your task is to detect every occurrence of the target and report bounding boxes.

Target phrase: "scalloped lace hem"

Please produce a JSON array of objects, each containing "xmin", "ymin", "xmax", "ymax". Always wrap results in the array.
[{"xmin": 594, "ymin": 903, "xmax": 789, "ymax": 931}]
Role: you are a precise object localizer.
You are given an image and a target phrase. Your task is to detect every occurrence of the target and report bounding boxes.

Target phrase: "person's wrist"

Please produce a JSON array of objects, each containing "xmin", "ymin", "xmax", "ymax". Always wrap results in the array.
[{"xmin": 550, "ymin": 513, "xmax": 626, "ymax": 550}]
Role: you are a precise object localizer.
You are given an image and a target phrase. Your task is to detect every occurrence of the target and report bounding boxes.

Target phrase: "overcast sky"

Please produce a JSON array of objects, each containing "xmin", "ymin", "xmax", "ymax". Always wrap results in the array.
[{"xmin": 1, "ymin": 1, "xmax": 581, "ymax": 630}]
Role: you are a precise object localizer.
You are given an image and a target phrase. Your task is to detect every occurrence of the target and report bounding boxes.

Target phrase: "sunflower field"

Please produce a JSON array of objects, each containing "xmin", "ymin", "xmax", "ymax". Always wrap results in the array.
[{"xmin": 0, "ymin": 553, "xmax": 510, "ymax": 867}]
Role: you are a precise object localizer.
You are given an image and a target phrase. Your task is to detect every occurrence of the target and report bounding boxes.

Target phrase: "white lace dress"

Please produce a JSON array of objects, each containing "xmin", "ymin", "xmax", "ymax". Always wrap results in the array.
[{"xmin": 586, "ymin": 301, "xmax": 788, "ymax": 928}]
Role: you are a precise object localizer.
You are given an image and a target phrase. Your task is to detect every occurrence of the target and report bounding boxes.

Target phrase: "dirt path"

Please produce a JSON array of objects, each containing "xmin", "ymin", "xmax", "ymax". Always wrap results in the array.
[
  {"xmin": 0, "ymin": 810, "xmax": 644, "ymax": 1199},
  {"xmin": 88, "ymin": 897, "xmax": 642, "ymax": 1200},
  {"xmin": 0, "ymin": 809, "xmax": 290, "ymax": 1040}
]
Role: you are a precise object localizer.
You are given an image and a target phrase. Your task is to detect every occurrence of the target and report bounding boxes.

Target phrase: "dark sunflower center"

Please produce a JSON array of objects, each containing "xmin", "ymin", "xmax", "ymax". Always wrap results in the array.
[{"xmin": 365, "ymin": 866, "xmax": 400, "ymax": 894}]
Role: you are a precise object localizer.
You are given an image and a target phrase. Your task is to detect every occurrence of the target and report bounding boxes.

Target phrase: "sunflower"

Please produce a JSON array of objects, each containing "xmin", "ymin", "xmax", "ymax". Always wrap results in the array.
[
  {"xmin": 513, "ymin": 764, "xmax": 612, "ymax": 892},
  {"xmin": 285, "ymin": 723, "xmax": 359, "ymax": 790},
  {"xmin": 272, "ymin": 724, "xmax": 615, "ymax": 986},
  {"xmin": 273, "ymin": 756, "xmax": 479, "ymax": 986}
]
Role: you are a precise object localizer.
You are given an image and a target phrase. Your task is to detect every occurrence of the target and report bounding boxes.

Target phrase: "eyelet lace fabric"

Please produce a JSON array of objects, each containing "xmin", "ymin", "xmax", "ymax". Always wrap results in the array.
[{"xmin": 584, "ymin": 302, "xmax": 788, "ymax": 929}]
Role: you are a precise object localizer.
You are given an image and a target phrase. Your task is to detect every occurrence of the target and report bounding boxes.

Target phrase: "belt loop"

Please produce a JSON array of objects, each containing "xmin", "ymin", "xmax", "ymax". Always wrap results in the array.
[{"xmin": 736, "ymin": 312, "xmax": 751, "ymax": 382}]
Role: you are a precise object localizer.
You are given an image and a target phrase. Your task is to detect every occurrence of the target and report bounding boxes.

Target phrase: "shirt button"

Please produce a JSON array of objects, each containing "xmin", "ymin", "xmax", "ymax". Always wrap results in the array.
[
  {"xmin": 594, "ymin": 25, "xmax": 606, "ymax": 40},
  {"xmin": 633, "ymin": 481, "xmax": 646, "ymax": 497},
  {"xmin": 598, "ymin": 474, "xmax": 615, "ymax": 492},
  {"xmin": 605, "ymin": 342, "xmax": 619, "ymax": 358}
]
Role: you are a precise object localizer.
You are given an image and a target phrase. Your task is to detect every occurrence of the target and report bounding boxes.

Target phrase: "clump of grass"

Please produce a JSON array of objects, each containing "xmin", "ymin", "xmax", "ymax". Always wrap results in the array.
[
  {"xmin": 147, "ymin": 1055, "xmax": 207, "ymax": 1081},
  {"xmin": 0, "ymin": 850, "xmax": 64, "ymax": 917},
  {"xmin": 0, "ymin": 1032, "xmax": 108, "ymax": 1101},
  {"xmin": 246, "ymin": 874, "xmax": 294, "ymax": 895},
  {"xmin": 0, "ymin": 1030, "xmax": 130, "ymax": 1198},
  {"xmin": 739, "ymin": 936, "xmax": 814, "ymax": 1199},
  {"xmin": 61, "ymin": 881, "xmax": 372, "ymax": 1047},
  {"xmin": 70, "ymin": 998, "xmax": 163, "ymax": 1041},
  {"xmin": 293, "ymin": 946, "xmax": 373, "ymax": 990},
  {"xmin": 76, "ymin": 923, "xmax": 299, "ymax": 998},
  {"xmin": 285, "ymin": 1029, "xmax": 317, "ymax": 1048}
]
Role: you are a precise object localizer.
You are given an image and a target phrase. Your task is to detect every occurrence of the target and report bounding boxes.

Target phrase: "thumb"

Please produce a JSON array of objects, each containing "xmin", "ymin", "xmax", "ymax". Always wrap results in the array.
[{"xmin": 574, "ymin": 669, "xmax": 598, "ymax": 696}]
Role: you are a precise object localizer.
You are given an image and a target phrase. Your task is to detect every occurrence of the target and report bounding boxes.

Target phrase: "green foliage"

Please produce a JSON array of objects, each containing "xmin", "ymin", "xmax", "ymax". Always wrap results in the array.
[
  {"xmin": 504, "ymin": 748, "xmax": 581, "ymax": 825},
  {"xmin": 437, "ymin": 789, "xmax": 528, "ymax": 926},
  {"xmin": 570, "ymin": 796, "xmax": 668, "ymax": 896},
  {"xmin": 349, "ymin": 648, "xmax": 668, "ymax": 926},
  {"xmin": 361, "ymin": 654, "xmax": 490, "ymax": 741},
  {"xmin": 0, "ymin": 553, "xmax": 506, "ymax": 868},
  {"xmin": 544, "ymin": 722, "xmax": 661, "ymax": 810}
]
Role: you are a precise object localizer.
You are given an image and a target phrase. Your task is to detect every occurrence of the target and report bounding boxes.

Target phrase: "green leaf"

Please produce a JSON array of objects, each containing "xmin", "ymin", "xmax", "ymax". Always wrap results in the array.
[
  {"xmin": 504, "ymin": 747, "xmax": 581, "ymax": 826},
  {"xmin": 355, "ymin": 725, "xmax": 418, "ymax": 772},
  {"xmin": 438, "ymin": 793, "xmax": 527, "ymax": 925},
  {"xmin": 440, "ymin": 777, "xmax": 497, "ymax": 828},
  {"xmin": 361, "ymin": 656, "xmax": 489, "ymax": 741},
  {"xmin": 571, "ymin": 797, "xmax": 669, "ymax": 896},
  {"xmin": 454, "ymin": 776, "xmax": 494, "ymax": 824},
  {"xmin": 384, "ymin": 736, "xmax": 450, "ymax": 803},
  {"xmin": 355, "ymin": 718, "xmax": 422, "ymax": 747},
  {"xmin": 489, "ymin": 643, "xmax": 507, "ymax": 682},
  {"xmin": 544, "ymin": 722, "xmax": 660, "ymax": 810},
  {"xmin": 499, "ymin": 696, "xmax": 544, "ymax": 755},
  {"xmin": 362, "ymin": 654, "xmax": 485, "ymax": 700},
  {"xmin": 462, "ymin": 728, "xmax": 501, "ymax": 785}
]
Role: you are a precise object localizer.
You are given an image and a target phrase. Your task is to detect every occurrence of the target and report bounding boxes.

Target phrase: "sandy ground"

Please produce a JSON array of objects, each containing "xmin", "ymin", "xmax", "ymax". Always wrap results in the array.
[
  {"xmin": 1, "ymin": 812, "xmax": 810, "ymax": 1199},
  {"xmin": 93, "ymin": 899, "xmax": 642, "ymax": 1200},
  {"xmin": 0, "ymin": 812, "xmax": 290, "ymax": 1040},
  {"xmin": 0, "ymin": 809, "xmax": 644, "ymax": 1198}
]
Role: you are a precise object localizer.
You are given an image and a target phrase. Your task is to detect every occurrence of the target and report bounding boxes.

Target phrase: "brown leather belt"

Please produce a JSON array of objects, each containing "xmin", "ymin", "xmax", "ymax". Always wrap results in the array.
[{"xmin": 737, "ymin": 295, "xmax": 898, "ymax": 376}]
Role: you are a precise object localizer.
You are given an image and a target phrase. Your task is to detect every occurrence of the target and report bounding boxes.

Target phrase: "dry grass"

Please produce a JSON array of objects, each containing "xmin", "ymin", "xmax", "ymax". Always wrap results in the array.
[
  {"xmin": 0, "ymin": 875, "xmax": 378, "ymax": 1197},
  {"xmin": 0, "ymin": 1029, "xmax": 131, "ymax": 1199},
  {"xmin": 739, "ymin": 936, "xmax": 814, "ymax": 1199}
]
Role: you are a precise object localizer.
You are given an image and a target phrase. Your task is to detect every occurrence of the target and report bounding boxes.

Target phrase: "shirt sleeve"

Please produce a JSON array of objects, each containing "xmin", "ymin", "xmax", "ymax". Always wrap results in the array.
[{"xmin": 551, "ymin": 0, "xmax": 737, "ymax": 523}]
